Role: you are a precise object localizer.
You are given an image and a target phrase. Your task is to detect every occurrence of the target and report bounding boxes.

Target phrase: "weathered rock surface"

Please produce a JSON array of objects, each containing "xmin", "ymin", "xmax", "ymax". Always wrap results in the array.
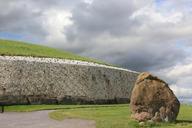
[{"xmin": 130, "ymin": 72, "xmax": 180, "ymax": 122}]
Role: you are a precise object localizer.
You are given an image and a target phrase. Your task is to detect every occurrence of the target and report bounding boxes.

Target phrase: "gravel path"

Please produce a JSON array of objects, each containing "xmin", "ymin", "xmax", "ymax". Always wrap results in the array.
[{"xmin": 0, "ymin": 111, "xmax": 96, "ymax": 128}]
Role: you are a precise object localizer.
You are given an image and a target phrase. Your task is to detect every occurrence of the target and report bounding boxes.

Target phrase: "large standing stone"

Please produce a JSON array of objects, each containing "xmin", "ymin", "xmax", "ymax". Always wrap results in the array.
[{"xmin": 130, "ymin": 72, "xmax": 180, "ymax": 122}]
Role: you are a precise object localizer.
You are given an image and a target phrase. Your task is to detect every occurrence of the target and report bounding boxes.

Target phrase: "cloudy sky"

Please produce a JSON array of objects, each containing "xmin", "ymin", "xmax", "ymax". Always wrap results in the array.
[{"xmin": 0, "ymin": 0, "xmax": 192, "ymax": 103}]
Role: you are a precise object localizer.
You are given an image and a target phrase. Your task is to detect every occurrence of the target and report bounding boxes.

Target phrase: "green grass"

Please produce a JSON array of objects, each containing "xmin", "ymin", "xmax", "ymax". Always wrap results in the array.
[
  {"xmin": 0, "ymin": 39, "xmax": 109, "ymax": 65},
  {"xmin": 5, "ymin": 104, "xmax": 125, "ymax": 112},
  {"xmin": 5, "ymin": 104, "xmax": 192, "ymax": 128},
  {"xmin": 49, "ymin": 104, "xmax": 192, "ymax": 128}
]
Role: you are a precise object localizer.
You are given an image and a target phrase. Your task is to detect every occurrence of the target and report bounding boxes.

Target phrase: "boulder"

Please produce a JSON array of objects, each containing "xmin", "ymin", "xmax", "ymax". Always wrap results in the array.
[{"xmin": 130, "ymin": 72, "xmax": 180, "ymax": 122}]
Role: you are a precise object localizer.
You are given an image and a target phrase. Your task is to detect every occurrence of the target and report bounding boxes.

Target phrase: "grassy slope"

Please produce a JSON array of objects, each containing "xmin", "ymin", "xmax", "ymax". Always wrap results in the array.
[
  {"xmin": 5, "ymin": 104, "xmax": 192, "ymax": 128},
  {"xmin": 0, "ymin": 39, "xmax": 108, "ymax": 65}
]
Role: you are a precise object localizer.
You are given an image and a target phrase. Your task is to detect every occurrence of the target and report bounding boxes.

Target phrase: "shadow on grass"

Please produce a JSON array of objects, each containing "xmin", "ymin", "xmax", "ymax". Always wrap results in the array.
[
  {"xmin": 176, "ymin": 120, "xmax": 192, "ymax": 123},
  {"xmin": 5, "ymin": 104, "xmax": 129, "ymax": 112}
]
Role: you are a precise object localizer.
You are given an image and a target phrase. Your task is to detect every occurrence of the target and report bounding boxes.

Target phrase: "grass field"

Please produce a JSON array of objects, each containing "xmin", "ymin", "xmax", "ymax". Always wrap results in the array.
[
  {"xmin": 0, "ymin": 39, "xmax": 108, "ymax": 65},
  {"xmin": 5, "ymin": 104, "xmax": 192, "ymax": 128}
]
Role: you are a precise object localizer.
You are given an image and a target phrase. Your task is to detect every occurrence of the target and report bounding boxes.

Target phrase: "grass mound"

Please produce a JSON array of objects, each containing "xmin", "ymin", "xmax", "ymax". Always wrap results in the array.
[{"xmin": 0, "ymin": 39, "xmax": 108, "ymax": 65}]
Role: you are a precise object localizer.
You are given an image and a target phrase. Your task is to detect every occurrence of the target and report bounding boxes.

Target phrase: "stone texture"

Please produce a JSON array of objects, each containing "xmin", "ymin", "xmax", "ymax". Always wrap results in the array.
[
  {"xmin": 130, "ymin": 72, "xmax": 180, "ymax": 122},
  {"xmin": 131, "ymin": 112, "xmax": 151, "ymax": 122},
  {"xmin": 0, "ymin": 56, "xmax": 138, "ymax": 105}
]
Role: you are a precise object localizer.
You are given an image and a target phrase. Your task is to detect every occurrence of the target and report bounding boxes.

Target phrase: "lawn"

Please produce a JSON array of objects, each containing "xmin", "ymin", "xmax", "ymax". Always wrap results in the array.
[
  {"xmin": 4, "ymin": 104, "xmax": 192, "ymax": 128},
  {"xmin": 5, "ymin": 104, "xmax": 125, "ymax": 112},
  {"xmin": 0, "ymin": 39, "xmax": 108, "ymax": 65}
]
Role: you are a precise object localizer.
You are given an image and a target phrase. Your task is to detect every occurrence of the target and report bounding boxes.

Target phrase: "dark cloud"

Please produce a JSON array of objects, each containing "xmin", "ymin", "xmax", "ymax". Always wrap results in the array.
[
  {"xmin": 66, "ymin": 0, "xmax": 144, "ymax": 40},
  {"xmin": 112, "ymin": 44, "xmax": 186, "ymax": 71},
  {"xmin": 64, "ymin": 0, "xmax": 188, "ymax": 71},
  {"xmin": 29, "ymin": 0, "xmax": 80, "ymax": 10},
  {"xmin": 0, "ymin": 0, "xmax": 46, "ymax": 39}
]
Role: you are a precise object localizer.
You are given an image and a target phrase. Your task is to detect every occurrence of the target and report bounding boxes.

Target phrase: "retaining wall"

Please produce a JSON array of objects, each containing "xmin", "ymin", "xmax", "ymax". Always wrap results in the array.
[{"xmin": 0, "ymin": 56, "xmax": 139, "ymax": 105}]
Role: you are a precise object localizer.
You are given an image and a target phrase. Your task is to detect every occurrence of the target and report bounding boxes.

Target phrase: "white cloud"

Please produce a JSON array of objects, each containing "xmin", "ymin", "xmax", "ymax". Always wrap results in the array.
[
  {"xmin": 170, "ymin": 85, "xmax": 192, "ymax": 103},
  {"xmin": 130, "ymin": 6, "xmax": 183, "ymax": 24},
  {"xmin": 42, "ymin": 9, "xmax": 73, "ymax": 46},
  {"xmin": 155, "ymin": 57, "xmax": 192, "ymax": 102},
  {"xmin": 83, "ymin": 0, "xmax": 93, "ymax": 4},
  {"xmin": 167, "ymin": 63, "xmax": 192, "ymax": 78}
]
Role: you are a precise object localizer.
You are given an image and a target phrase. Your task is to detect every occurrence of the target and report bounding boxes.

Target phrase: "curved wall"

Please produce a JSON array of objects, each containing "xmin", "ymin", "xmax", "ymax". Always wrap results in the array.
[{"xmin": 0, "ymin": 56, "xmax": 139, "ymax": 105}]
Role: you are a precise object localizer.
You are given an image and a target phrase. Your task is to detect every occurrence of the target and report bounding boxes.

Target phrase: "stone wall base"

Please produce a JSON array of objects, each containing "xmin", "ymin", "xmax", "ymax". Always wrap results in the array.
[{"xmin": 0, "ymin": 95, "xmax": 130, "ymax": 105}]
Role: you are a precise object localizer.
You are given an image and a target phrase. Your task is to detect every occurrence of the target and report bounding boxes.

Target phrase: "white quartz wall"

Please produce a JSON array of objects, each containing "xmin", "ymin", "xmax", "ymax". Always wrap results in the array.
[{"xmin": 0, "ymin": 56, "xmax": 139, "ymax": 104}]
